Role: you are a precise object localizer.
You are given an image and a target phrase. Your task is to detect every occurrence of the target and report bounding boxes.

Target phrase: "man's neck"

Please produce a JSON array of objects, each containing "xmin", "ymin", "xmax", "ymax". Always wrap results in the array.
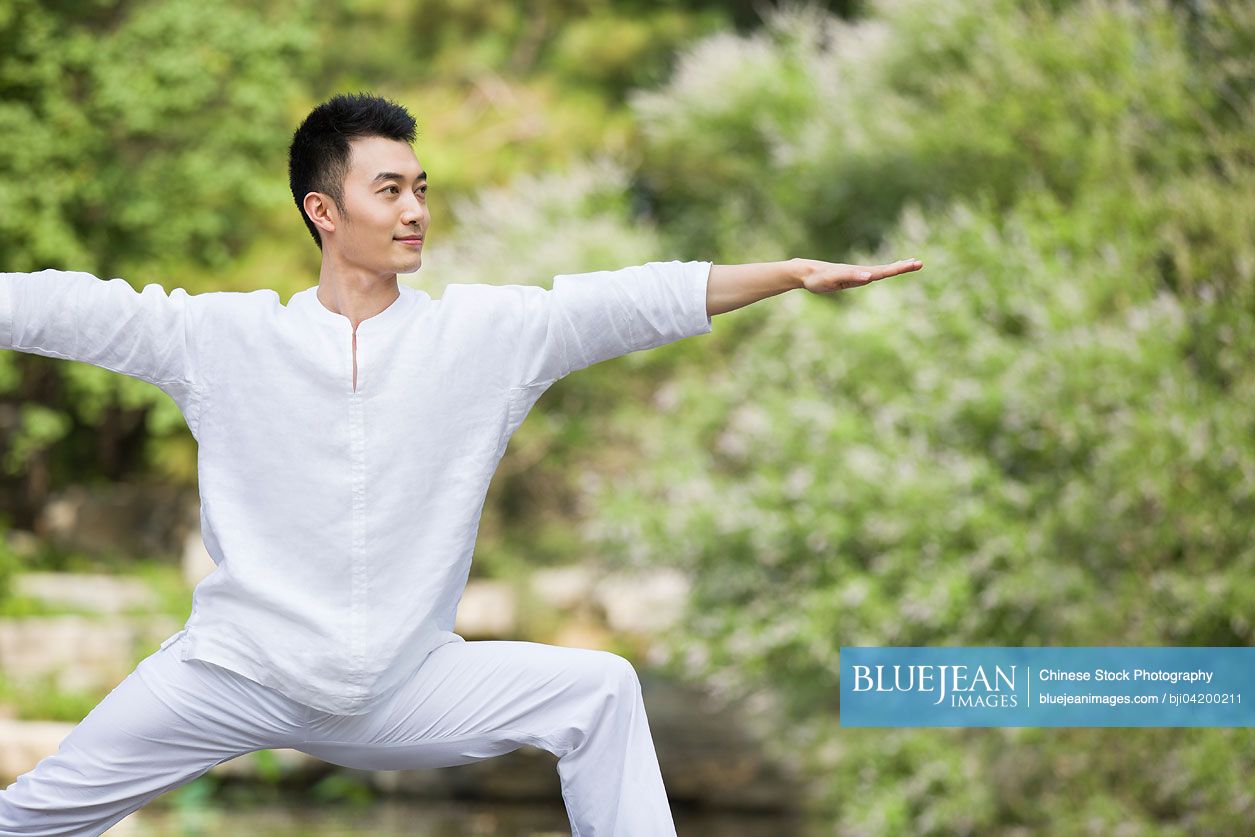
[{"xmin": 315, "ymin": 263, "xmax": 401, "ymax": 329}]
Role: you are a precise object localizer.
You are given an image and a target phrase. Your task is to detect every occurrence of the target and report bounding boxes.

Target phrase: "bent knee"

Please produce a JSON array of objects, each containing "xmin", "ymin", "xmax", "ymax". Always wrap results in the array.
[{"xmin": 590, "ymin": 651, "xmax": 642, "ymax": 696}]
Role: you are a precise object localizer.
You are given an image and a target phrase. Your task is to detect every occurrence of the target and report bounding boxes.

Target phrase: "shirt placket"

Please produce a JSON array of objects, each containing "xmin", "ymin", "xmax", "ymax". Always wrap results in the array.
[{"xmin": 348, "ymin": 326, "xmax": 368, "ymax": 688}]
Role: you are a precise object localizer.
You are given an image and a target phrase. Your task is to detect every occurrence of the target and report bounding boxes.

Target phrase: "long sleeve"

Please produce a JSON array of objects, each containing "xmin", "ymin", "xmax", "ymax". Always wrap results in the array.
[
  {"xmin": 0, "ymin": 268, "xmax": 204, "ymax": 424},
  {"xmin": 510, "ymin": 259, "xmax": 713, "ymax": 389}
]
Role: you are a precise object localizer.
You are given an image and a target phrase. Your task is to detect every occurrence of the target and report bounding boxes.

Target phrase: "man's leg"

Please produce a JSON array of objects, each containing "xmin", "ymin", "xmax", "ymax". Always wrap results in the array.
[
  {"xmin": 0, "ymin": 640, "xmax": 307, "ymax": 836},
  {"xmin": 297, "ymin": 640, "xmax": 677, "ymax": 836}
]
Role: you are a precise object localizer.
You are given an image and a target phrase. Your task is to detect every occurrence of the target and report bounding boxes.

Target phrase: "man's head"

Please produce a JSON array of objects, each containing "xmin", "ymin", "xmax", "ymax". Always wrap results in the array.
[{"xmin": 288, "ymin": 92, "xmax": 428, "ymax": 275}]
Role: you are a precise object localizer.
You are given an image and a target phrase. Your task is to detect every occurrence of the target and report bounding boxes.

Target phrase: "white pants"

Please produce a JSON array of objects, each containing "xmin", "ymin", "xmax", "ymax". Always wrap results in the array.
[{"xmin": 0, "ymin": 637, "xmax": 677, "ymax": 836}]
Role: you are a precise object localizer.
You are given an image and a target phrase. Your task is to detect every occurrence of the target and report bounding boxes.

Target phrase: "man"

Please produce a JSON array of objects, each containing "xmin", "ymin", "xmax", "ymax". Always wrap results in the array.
[{"xmin": 0, "ymin": 91, "xmax": 921, "ymax": 835}]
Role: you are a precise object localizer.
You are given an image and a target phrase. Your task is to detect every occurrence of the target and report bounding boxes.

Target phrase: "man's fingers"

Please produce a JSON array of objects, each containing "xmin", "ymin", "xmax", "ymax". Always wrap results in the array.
[
  {"xmin": 874, "ymin": 258, "xmax": 923, "ymax": 279},
  {"xmin": 817, "ymin": 258, "xmax": 922, "ymax": 292}
]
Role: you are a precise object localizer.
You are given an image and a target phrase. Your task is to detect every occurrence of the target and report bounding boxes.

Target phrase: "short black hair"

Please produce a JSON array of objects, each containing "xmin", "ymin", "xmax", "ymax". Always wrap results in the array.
[{"xmin": 287, "ymin": 92, "xmax": 418, "ymax": 251}]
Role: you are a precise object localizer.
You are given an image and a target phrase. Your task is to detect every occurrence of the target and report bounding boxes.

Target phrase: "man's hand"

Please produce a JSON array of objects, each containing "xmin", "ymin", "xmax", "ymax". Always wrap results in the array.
[
  {"xmin": 705, "ymin": 257, "xmax": 925, "ymax": 317},
  {"xmin": 795, "ymin": 257, "xmax": 924, "ymax": 294}
]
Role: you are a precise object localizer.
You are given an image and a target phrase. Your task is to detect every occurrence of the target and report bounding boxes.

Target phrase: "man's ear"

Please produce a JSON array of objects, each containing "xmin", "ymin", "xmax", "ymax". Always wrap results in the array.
[{"xmin": 303, "ymin": 192, "xmax": 337, "ymax": 236}]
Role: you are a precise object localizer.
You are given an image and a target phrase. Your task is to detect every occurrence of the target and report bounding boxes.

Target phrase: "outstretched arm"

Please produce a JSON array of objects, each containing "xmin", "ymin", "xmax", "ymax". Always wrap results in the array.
[
  {"xmin": 510, "ymin": 259, "xmax": 713, "ymax": 390},
  {"xmin": 706, "ymin": 257, "xmax": 924, "ymax": 316},
  {"xmin": 1, "ymin": 268, "xmax": 203, "ymax": 404},
  {"xmin": 504, "ymin": 255, "xmax": 924, "ymax": 391}
]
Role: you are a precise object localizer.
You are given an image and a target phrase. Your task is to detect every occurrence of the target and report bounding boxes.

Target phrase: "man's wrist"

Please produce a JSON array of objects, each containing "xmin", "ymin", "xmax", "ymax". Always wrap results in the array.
[
  {"xmin": 786, "ymin": 258, "xmax": 808, "ymax": 290},
  {"xmin": 707, "ymin": 259, "xmax": 807, "ymax": 316}
]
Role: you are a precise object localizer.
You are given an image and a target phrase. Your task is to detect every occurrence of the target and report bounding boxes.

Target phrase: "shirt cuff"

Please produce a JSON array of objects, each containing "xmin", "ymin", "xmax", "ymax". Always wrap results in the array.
[
  {"xmin": 686, "ymin": 260, "xmax": 714, "ymax": 337},
  {"xmin": 0, "ymin": 273, "xmax": 15, "ymax": 349}
]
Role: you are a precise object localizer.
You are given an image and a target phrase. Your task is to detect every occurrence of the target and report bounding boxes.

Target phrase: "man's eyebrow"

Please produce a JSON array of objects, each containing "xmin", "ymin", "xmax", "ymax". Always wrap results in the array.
[{"xmin": 371, "ymin": 170, "xmax": 427, "ymax": 185}]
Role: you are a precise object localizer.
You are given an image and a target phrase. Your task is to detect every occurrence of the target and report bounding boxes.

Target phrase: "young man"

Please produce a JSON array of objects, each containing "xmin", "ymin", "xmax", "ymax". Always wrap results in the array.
[{"xmin": 0, "ymin": 91, "xmax": 921, "ymax": 835}]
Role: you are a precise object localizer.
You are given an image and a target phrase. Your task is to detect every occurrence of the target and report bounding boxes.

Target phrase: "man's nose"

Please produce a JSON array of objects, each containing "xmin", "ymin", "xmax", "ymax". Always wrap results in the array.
[{"xmin": 401, "ymin": 194, "xmax": 427, "ymax": 224}]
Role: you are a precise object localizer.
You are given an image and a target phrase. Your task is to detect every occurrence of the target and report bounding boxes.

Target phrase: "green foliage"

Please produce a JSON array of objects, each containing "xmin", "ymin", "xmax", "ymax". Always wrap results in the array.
[
  {"xmin": 1, "ymin": 403, "xmax": 72, "ymax": 478},
  {"xmin": 161, "ymin": 774, "xmax": 223, "ymax": 833},
  {"xmin": 0, "ymin": 553, "xmax": 189, "ymax": 616},
  {"xmin": 0, "ymin": 593, "xmax": 94, "ymax": 618},
  {"xmin": 0, "ymin": 528, "xmax": 23, "ymax": 604},
  {"xmin": 0, "ymin": 0, "xmax": 318, "ymax": 277},
  {"xmin": 317, "ymin": 0, "xmax": 734, "ymax": 89},
  {"xmin": 309, "ymin": 772, "xmax": 376, "ymax": 807},
  {"xmin": 126, "ymin": 559, "xmax": 195, "ymax": 618},
  {"xmin": 0, "ymin": 670, "xmax": 109, "ymax": 722},
  {"xmin": 248, "ymin": 749, "xmax": 285, "ymax": 785},
  {"xmin": 0, "ymin": 0, "xmax": 319, "ymax": 498},
  {"xmin": 633, "ymin": 0, "xmax": 1238, "ymax": 265},
  {"xmin": 580, "ymin": 0, "xmax": 1255, "ymax": 832}
]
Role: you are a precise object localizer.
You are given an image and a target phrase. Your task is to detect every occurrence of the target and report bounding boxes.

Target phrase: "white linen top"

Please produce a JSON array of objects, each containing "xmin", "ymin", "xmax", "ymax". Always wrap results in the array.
[{"xmin": 0, "ymin": 260, "xmax": 713, "ymax": 714}]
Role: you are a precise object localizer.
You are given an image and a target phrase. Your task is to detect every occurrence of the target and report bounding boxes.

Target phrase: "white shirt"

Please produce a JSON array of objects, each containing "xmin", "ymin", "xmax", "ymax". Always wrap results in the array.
[{"xmin": 0, "ymin": 260, "xmax": 713, "ymax": 714}]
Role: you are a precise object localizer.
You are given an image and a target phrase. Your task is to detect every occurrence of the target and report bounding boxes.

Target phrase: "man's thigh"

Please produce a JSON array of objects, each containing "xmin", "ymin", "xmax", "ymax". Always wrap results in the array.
[
  {"xmin": 298, "ymin": 640, "xmax": 635, "ymax": 770},
  {"xmin": 0, "ymin": 642, "xmax": 306, "ymax": 836}
]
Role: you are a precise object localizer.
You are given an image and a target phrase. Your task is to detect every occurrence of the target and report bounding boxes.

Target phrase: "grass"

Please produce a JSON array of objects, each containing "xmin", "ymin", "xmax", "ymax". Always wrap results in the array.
[
  {"xmin": 2, "ymin": 553, "xmax": 193, "ymax": 620},
  {"xmin": 125, "ymin": 560, "xmax": 195, "ymax": 619},
  {"xmin": 0, "ymin": 670, "xmax": 110, "ymax": 722},
  {"xmin": 0, "ymin": 594, "xmax": 97, "ymax": 619},
  {"xmin": 0, "ymin": 549, "xmax": 194, "ymax": 721}
]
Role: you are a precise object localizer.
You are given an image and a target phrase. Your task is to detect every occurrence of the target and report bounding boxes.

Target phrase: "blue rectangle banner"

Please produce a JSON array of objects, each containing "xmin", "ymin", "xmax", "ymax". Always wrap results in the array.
[{"xmin": 839, "ymin": 647, "xmax": 1254, "ymax": 727}]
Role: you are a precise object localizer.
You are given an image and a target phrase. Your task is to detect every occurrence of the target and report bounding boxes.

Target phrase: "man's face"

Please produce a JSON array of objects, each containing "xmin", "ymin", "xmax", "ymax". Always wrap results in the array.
[{"xmin": 326, "ymin": 135, "xmax": 429, "ymax": 276}]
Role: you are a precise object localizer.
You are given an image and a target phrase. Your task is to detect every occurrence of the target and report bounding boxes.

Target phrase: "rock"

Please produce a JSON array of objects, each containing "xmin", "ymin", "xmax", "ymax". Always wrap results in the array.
[
  {"xmin": 0, "ymin": 615, "xmax": 180, "ymax": 693},
  {"xmin": 366, "ymin": 746, "xmax": 562, "ymax": 801},
  {"xmin": 529, "ymin": 565, "xmax": 691, "ymax": 632},
  {"xmin": 0, "ymin": 719, "xmax": 75, "ymax": 785},
  {"xmin": 640, "ymin": 674, "xmax": 804, "ymax": 811},
  {"xmin": 102, "ymin": 813, "xmax": 144, "ymax": 835},
  {"xmin": 3, "ymin": 529, "xmax": 41, "ymax": 560},
  {"xmin": 13, "ymin": 572, "xmax": 160, "ymax": 615},
  {"xmin": 545, "ymin": 617, "xmax": 616, "ymax": 652},
  {"xmin": 528, "ymin": 565, "xmax": 597, "ymax": 611},
  {"xmin": 181, "ymin": 529, "xmax": 217, "ymax": 588},
  {"xmin": 593, "ymin": 568, "xmax": 690, "ymax": 634},
  {"xmin": 453, "ymin": 579, "xmax": 517, "ymax": 638},
  {"xmin": 36, "ymin": 483, "xmax": 198, "ymax": 562}
]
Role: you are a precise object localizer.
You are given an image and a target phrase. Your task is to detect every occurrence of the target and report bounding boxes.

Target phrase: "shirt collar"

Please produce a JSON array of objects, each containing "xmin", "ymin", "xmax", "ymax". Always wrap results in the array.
[{"xmin": 293, "ymin": 283, "xmax": 420, "ymax": 330}]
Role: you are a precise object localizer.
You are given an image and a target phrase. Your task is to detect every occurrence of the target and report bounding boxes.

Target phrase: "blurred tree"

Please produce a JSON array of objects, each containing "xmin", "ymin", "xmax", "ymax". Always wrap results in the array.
[
  {"xmin": 577, "ymin": 0, "xmax": 1254, "ymax": 832},
  {"xmin": 0, "ymin": 0, "xmax": 318, "ymax": 528}
]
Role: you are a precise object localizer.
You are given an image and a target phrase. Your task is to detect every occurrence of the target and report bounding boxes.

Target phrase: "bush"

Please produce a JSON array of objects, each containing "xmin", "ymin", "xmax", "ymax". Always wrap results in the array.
[{"xmin": 584, "ymin": 0, "xmax": 1255, "ymax": 831}]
